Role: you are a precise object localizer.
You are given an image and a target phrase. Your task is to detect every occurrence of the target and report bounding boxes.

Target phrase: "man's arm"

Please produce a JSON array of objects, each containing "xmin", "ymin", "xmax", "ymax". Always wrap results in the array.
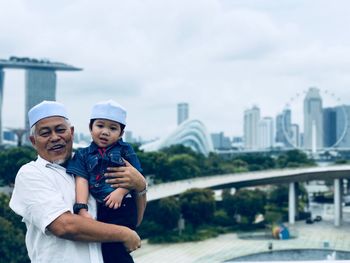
[{"xmin": 47, "ymin": 211, "xmax": 141, "ymax": 252}]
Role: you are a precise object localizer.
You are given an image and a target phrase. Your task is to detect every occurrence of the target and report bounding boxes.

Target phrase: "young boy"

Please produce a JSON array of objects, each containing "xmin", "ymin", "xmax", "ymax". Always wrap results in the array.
[{"xmin": 67, "ymin": 100, "xmax": 144, "ymax": 263}]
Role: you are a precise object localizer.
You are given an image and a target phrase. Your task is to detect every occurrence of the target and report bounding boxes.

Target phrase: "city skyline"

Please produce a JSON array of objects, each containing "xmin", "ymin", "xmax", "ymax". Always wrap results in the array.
[
  {"xmin": 2, "ymin": 1, "xmax": 350, "ymax": 141},
  {"xmin": 243, "ymin": 87, "xmax": 350, "ymax": 150}
]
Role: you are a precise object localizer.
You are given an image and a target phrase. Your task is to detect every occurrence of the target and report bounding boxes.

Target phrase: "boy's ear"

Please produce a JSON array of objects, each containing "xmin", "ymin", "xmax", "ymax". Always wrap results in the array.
[{"xmin": 120, "ymin": 130, "xmax": 124, "ymax": 138}]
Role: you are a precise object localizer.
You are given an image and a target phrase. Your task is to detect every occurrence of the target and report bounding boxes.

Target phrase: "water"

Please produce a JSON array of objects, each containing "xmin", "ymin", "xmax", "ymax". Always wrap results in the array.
[{"xmin": 226, "ymin": 249, "xmax": 350, "ymax": 261}]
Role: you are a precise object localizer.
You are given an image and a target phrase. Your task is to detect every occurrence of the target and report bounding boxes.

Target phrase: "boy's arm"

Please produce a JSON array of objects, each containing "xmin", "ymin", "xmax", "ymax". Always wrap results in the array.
[{"xmin": 75, "ymin": 176, "xmax": 91, "ymax": 218}]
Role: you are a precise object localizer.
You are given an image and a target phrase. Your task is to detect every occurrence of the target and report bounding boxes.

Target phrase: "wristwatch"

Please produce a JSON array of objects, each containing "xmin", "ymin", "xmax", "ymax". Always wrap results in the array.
[
  {"xmin": 73, "ymin": 203, "xmax": 88, "ymax": 214},
  {"xmin": 136, "ymin": 182, "xmax": 148, "ymax": 196}
]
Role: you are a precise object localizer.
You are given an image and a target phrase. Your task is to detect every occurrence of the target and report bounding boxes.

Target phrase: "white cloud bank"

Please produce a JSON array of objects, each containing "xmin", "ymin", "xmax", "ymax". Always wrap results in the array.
[{"xmin": 1, "ymin": 0, "xmax": 350, "ymax": 140}]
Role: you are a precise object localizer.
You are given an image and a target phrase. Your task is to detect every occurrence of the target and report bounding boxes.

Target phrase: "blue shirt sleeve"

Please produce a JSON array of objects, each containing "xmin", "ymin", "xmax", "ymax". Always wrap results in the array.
[
  {"xmin": 66, "ymin": 149, "xmax": 90, "ymax": 180},
  {"xmin": 122, "ymin": 144, "xmax": 143, "ymax": 173}
]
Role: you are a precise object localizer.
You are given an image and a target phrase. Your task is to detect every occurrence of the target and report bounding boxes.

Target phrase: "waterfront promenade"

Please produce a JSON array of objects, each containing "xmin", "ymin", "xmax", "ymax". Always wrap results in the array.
[{"xmin": 133, "ymin": 220, "xmax": 350, "ymax": 263}]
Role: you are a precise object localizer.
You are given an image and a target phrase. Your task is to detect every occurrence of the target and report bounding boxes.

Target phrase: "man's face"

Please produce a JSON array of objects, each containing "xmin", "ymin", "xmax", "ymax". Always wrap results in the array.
[{"xmin": 30, "ymin": 116, "xmax": 74, "ymax": 164}]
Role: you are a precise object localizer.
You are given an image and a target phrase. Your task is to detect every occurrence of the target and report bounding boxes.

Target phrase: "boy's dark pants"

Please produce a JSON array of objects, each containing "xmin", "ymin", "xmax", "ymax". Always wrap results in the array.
[{"xmin": 97, "ymin": 197, "xmax": 137, "ymax": 263}]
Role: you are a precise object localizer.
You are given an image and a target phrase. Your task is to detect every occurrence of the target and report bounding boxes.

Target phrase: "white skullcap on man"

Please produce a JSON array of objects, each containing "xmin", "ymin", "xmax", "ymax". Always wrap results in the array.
[
  {"xmin": 90, "ymin": 100, "xmax": 127, "ymax": 125},
  {"xmin": 28, "ymin": 101, "xmax": 68, "ymax": 127}
]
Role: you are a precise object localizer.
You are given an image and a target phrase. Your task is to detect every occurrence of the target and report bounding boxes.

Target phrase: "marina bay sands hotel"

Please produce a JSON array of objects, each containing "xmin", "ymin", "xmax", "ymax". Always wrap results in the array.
[{"xmin": 0, "ymin": 56, "xmax": 82, "ymax": 144}]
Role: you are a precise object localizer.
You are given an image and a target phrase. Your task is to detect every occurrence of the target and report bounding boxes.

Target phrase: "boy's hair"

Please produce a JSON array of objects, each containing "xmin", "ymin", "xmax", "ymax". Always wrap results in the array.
[{"xmin": 89, "ymin": 119, "xmax": 126, "ymax": 134}]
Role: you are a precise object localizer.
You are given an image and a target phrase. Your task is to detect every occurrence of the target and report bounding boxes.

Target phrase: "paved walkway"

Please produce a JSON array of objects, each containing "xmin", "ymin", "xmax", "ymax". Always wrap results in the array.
[{"xmin": 133, "ymin": 220, "xmax": 350, "ymax": 263}]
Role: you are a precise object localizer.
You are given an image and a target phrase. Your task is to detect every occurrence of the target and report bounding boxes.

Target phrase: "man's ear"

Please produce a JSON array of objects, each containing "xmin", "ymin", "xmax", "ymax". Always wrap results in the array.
[
  {"xmin": 29, "ymin": 136, "xmax": 36, "ymax": 149},
  {"xmin": 70, "ymin": 126, "xmax": 75, "ymax": 136}
]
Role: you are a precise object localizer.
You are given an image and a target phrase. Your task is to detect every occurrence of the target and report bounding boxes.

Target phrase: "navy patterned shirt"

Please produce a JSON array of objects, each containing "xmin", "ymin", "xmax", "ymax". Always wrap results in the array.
[{"xmin": 66, "ymin": 139, "xmax": 142, "ymax": 202}]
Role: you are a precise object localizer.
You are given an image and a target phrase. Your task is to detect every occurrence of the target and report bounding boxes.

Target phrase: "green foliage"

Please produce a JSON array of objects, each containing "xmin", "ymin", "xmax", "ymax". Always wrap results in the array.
[
  {"xmin": 154, "ymin": 197, "xmax": 181, "ymax": 230},
  {"xmin": 276, "ymin": 149, "xmax": 315, "ymax": 168},
  {"xmin": 226, "ymin": 189, "xmax": 267, "ymax": 224},
  {"xmin": 268, "ymin": 185, "xmax": 289, "ymax": 207},
  {"xmin": 179, "ymin": 188, "xmax": 216, "ymax": 228},
  {"xmin": 160, "ymin": 144, "xmax": 200, "ymax": 156},
  {"xmin": 213, "ymin": 209, "xmax": 233, "ymax": 226},
  {"xmin": 335, "ymin": 159, "xmax": 348, "ymax": 164},
  {"xmin": 264, "ymin": 210, "xmax": 284, "ymax": 224},
  {"xmin": 137, "ymin": 151, "xmax": 169, "ymax": 183},
  {"xmin": 0, "ymin": 217, "xmax": 29, "ymax": 263},
  {"xmin": 0, "ymin": 194, "xmax": 29, "ymax": 263},
  {"xmin": 0, "ymin": 146, "xmax": 36, "ymax": 186},
  {"xmin": 165, "ymin": 154, "xmax": 201, "ymax": 181},
  {"xmin": 0, "ymin": 194, "xmax": 26, "ymax": 233},
  {"xmin": 234, "ymin": 153, "xmax": 275, "ymax": 170}
]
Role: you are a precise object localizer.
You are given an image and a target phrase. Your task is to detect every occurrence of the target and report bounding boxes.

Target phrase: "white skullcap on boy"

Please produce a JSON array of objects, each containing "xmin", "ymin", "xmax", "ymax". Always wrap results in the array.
[
  {"xmin": 28, "ymin": 100, "xmax": 68, "ymax": 127},
  {"xmin": 90, "ymin": 100, "xmax": 127, "ymax": 125}
]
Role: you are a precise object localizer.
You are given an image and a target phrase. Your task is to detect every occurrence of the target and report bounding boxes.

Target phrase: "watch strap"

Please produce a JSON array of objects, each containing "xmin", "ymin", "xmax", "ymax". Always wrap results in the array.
[{"xmin": 73, "ymin": 203, "xmax": 88, "ymax": 214}]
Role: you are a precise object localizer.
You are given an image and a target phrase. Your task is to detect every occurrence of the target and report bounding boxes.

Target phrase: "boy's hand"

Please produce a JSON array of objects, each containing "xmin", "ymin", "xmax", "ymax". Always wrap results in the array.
[
  {"xmin": 104, "ymin": 188, "xmax": 125, "ymax": 209},
  {"xmin": 78, "ymin": 209, "xmax": 93, "ymax": 219}
]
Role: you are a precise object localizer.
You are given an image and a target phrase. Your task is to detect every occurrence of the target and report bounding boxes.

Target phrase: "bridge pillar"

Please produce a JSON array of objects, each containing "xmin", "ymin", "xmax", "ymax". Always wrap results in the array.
[
  {"xmin": 334, "ymin": 178, "xmax": 342, "ymax": 227},
  {"xmin": 288, "ymin": 182, "xmax": 296, "ymax": 224}
]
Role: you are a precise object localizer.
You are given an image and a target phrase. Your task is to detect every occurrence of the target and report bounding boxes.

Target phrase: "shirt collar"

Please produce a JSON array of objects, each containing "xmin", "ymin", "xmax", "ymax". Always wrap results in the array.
[
  {"xmin": 87, "ymin": 139, "xmax": 126, "ymax": 154},
  {"xmin": 36, "ymin": 155, "xmax": 68, "ymax": 170}
]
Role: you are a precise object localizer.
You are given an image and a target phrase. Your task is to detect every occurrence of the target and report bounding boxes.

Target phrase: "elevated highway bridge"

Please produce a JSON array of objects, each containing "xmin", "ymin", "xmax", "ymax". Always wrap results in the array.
[{"xmin": 147, "ymin": 164, "xmax": 350, "ymax": 226}]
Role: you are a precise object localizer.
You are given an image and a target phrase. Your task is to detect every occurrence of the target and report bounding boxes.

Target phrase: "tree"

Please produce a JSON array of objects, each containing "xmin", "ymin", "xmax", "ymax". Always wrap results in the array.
[
  {"xmin": 154, "ymin": 197, "xmax": 181, "ymax": 230},
  {"xmin": 276, "ymin": 149, "xmax": 315, "ymax": 168},
  {"xmin": 224, "ymin": 189, "xmax": 266, "ymax": 224},
  {"xmin": 268, "ymin": 184, "xmax": 289, "ymax": 207},
  {"xmin": 0, "ymin": 146, "xmax": 36, "ymax": 185},
  {"xmin": 0, "ymin": 194, "xmax": 29, "ymax": 263},
  {"xmin": 137, "ymin": 151, "xmax": 169, "ymax": 183},
  {"xmin": 179, "ymin": 188, "xmax": 216, "ymax": 228},
  {"xmin": 165, "ymin": 154, "xmax": 201, "ymax": 181}
]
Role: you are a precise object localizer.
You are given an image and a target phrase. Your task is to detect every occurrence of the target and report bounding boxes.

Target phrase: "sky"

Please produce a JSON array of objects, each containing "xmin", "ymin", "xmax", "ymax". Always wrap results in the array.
[{"xmin": 1, "ymin": 0, "xmax": 350, "ymax": 142}]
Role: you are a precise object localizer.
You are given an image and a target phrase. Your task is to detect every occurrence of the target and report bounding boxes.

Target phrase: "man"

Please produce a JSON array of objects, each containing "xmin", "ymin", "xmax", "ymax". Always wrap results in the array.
[{"xmin": 9, "ymin": 101, "xmax": 147, "ymax": 263}]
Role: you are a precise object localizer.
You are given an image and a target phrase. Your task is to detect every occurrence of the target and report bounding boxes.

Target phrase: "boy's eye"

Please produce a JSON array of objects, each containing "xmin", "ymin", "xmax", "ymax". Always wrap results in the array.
[
  {"xmin": 96, "ymin": 124, "xmax": 104, "ymax": 128},
  {"xmin": 111, "ymin": 127, "xmax": 118, "ymax": 131}
]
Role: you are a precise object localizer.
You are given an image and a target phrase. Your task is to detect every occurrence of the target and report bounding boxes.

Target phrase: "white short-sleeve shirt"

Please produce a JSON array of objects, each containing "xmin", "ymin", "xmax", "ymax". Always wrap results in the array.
[{"xmin": 9, "ymin": 156, "xmax": 103, "ymax": 263}]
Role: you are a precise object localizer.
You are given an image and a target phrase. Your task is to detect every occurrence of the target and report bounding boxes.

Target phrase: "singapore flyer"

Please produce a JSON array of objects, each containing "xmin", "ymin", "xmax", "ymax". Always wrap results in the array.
[{"xmin": 281, "ymin": 87, "xmax": 348, "ymax": 151}]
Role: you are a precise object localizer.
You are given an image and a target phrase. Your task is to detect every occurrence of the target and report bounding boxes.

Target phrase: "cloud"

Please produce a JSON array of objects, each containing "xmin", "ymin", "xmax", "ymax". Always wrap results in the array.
[{"xmin": 2, "ymin": 0, "xmax": 350, "ymax": 140}]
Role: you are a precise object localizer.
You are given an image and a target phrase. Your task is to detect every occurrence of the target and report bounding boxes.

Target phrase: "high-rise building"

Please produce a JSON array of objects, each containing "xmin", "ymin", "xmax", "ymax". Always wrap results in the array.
[
  {"xmin": 291, "ymin": 124, "xmax": 300, "ymax": 147},
  {"xmin": 25, "ymin": 69, "xmax": 57, "ymax": 133},
  {"xmin": 0, "ymin": 56, "xmax": 81, "ymax": 144},
  {"xmin": 244, "ymin": 106, "xmax": 260, "ymax": 150},
  {"xmin": 211, "ymin": 132, "xmax": 232, "ymax": 150},
  {"xmin": 258, "ymin": 117, "xmax": 274, "ymax": 149},
  {"xmin": 303, "ymin": 87, "xmax": 323, "ymax": 150},
  {"xmin": 177, "ymin": 103, "xmax": 189, "ymax": 125},
  {"xmin": 275, "ymin": 108, "xmax": 293, "ymax": 148},
  {"xmin": 323, "ymin": 107, "xmax": 337, "ymax": 148}
]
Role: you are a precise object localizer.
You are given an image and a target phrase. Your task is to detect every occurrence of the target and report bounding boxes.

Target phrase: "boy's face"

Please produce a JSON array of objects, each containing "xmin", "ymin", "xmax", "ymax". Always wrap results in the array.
[{"xmin": 90, "ymin": 119, "xmax": 123, "ymax": 148}]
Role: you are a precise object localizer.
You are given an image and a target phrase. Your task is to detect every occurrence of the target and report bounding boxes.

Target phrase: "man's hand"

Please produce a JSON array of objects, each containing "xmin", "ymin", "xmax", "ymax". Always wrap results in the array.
[
  {"xmin": 78, "ymin": 209, "xmax": 93, "ymax": 219},
  {"xmin": 123, "ymin": 229, "xmax": 141, "ymax": 253},
  {"xmin": 104, "ymin": 159, "xmax": 146, "ymax": 192}
]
